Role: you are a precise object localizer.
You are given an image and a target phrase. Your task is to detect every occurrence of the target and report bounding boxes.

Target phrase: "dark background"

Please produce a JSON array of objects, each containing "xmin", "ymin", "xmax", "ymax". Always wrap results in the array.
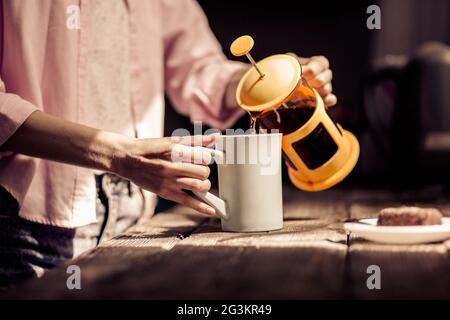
[{"xmin": 158, "ymin": 0, "xmax": 450, "ymax": 211}]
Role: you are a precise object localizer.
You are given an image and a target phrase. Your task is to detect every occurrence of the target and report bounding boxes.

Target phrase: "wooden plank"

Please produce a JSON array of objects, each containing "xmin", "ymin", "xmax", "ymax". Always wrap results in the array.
[
  {"xmin": 98, "ymin": 205, "xmax": 206, "ymax": 250},
  {"xmin": 177, "ymin": 218, "xmax": 346, "ymax": 248},
  {"xmin": 103, "ymin": 245, "xmax": 347, "ymax": 299},
  {"xmin": 175, "ymin": 186, "xmax": 349, "ymax": 247},
  {"xmin": 6, "ymin": 245, "xmax": 347, "ymax": 299},
  {"xmin": 347, "ymin": 191, "xmax": 450, "ymax": 299}
]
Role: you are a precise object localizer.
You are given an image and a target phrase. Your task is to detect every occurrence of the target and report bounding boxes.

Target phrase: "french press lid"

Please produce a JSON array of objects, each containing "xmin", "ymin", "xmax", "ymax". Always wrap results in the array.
[{"xmin": 231, "ymin": 35, "xmax": 302, "ymax": 112}]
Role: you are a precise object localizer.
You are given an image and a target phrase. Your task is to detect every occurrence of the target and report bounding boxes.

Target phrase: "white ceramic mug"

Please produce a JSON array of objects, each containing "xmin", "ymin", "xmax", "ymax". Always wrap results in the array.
[{"xmin": 194, "ymin": 133, "xmax": 283, "ymax": 232}]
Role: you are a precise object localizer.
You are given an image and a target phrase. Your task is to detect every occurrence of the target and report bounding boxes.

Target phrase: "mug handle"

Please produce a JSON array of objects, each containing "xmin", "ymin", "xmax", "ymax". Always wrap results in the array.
[{"xmin": 193, "ymin": 148, "xmax": 229, "ymax": 220}]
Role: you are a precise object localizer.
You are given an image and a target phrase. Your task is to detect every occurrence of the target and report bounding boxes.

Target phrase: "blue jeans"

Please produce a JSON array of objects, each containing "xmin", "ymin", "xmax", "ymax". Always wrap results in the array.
[{"xmin": 0, "ymin": 174, "xmax": 144, "ymax": 290}]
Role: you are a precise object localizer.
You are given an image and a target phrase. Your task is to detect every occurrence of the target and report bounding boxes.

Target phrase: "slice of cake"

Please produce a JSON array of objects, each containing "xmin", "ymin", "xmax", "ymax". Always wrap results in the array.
[{"xmin": 377, "ymin": 206, "xmax": 443, "ymax": 226}]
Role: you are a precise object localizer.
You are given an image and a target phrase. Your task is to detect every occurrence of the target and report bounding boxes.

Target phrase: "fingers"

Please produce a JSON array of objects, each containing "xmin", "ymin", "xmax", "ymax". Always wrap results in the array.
[
  {"xmin": 323, "ymin": 94, "xmax": 337, "ymax": 107},
  {"xmin": 175, "ymin": 134, "xmax": 220, "ymax": 147},
  {"xmin": 170, "ymin": 144, "xmax": 212, "ymax": 165},
  {"xmin": 168, "ymin": 135, "xmax": 219, "ymax": 164},
  {"xmin": 299, "ymin": 55, "xmax": 336, "ymax": 107},
  {"xmin": 302, "ymin": 55, "xmax": 330, "ymax": 77},
  {"xmin": 175, "ymin": 177, "xmax": 211, "ymax": 193},
  {"xmin": 166, "ymin": 161, "xmax": 211, "ymax": 180},
  {"xmin": 316, "ymin": 82, "xmax": 337, "ymax": 106},
  {"xmin": 316, "ymin": 82, "xmax": 332, "ymax": 98},
  {"xmin": 131, "ymin": 135, "xmax": 218, "ymax": 216},
  {"xmin": 166, "ymin": 191, "xmax": 216, "ymax": 216},
  {"xmin": 140, "ymin": 156, "xmax": 210, "ymax": 180},
  {"xmin": 306, "ymin": 69, "xmax": 333, "ymax": 88}
]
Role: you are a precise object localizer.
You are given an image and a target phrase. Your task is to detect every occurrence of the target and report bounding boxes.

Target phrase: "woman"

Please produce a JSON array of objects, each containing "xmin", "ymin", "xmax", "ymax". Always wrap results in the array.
[{"xmin": 0, "ymin": 0, "xmax": 335, "ymax": 288}]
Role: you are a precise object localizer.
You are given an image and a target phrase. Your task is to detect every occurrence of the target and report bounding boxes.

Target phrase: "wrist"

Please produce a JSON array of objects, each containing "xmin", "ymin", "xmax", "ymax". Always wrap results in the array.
[{"xmin": 106, "ymin": 133, "xmax": 135, "ymax": 178}]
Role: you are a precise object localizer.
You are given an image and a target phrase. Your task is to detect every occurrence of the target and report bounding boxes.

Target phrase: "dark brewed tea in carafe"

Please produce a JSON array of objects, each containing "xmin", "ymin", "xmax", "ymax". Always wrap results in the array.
[
  {"xmin": 249, "ymin": 79, "xmax": 339, "ymax": 170},
  {"xmin": 249, "ymin": 78, "xmax": 316, "ymax": 134}
]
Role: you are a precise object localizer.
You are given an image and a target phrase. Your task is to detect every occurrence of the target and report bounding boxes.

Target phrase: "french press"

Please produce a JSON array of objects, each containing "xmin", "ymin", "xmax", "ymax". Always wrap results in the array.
[{"xmin": 230, "ymin": 35, "xmax": 360, "ymax": 191}]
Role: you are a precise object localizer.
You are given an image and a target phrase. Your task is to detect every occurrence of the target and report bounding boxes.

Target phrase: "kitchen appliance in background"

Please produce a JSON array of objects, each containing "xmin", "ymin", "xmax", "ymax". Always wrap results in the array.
[{"xmin": 363, "ymin": 42, "xmax": 450, "ymax": 185}]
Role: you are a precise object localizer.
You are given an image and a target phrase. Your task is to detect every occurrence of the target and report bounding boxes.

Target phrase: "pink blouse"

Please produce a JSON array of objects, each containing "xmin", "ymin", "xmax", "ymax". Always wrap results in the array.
[{"xmin": 0, "ymin": 0, "xmax": 245, "ymax": 228}]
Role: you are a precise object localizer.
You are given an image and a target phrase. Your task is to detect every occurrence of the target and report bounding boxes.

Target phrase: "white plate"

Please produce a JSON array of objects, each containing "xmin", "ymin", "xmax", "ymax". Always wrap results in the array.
[{"xmin": 344, "ymin": 218, "xmax": 450, "ymax": 244}]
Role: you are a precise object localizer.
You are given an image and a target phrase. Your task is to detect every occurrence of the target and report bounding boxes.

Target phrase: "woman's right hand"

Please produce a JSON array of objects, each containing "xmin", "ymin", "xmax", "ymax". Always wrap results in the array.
[{"xmin": 114, "ymin": 135, "xmax": 218, "ymax": 216}]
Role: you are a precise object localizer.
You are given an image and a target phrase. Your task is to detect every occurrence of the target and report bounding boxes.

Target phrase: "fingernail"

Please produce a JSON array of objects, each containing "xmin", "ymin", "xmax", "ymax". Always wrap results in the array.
[
  {"xmin": 208, "ymin": 132, "xmax": 221, "ymax": 141},
  {"xmin": 324, "ymin": 95, "xmax": 337, "ymax": 107},
  {"xmin": 206, "ymin": 207, "xmax": 216, "ymax": 215}
]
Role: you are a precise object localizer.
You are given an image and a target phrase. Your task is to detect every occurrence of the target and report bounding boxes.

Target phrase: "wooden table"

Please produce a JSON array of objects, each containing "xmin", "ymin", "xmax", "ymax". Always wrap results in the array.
[{"xmin": 5, "ymin": 186, "xmax": 450, "ymax": 299}]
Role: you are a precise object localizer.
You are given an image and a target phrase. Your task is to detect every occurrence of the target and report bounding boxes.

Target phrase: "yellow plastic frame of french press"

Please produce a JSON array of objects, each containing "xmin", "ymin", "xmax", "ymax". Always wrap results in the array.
[{"xmin": 283, "ymin": 89, "xmax": 360, "ymax": 192}]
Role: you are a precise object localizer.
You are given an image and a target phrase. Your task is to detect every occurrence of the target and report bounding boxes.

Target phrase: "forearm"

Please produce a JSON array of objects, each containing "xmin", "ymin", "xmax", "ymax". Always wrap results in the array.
[
  {"xmin": 1, "ymin": 110, "xmax": 221, "ymax": 215},
  {"xmin": 1, "ymin": 111, "xmax": 130, "ymax": 173}
]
